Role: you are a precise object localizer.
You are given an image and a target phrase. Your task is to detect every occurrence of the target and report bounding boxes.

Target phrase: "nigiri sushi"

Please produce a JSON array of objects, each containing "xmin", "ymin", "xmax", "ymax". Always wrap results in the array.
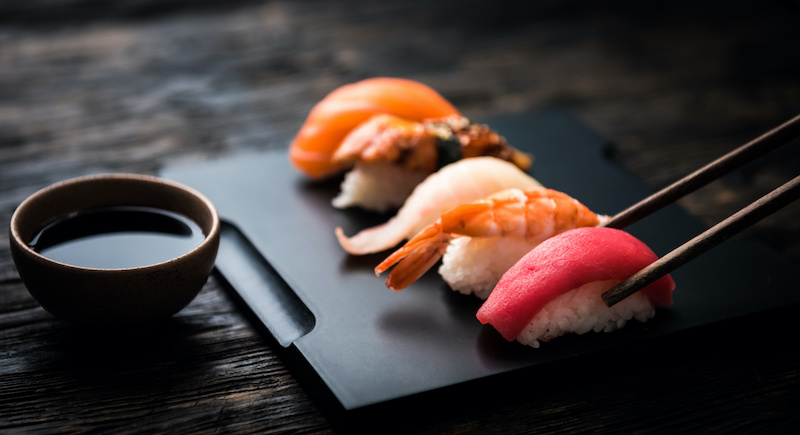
[
  {"xmin": 476, "ymin": 227, "xmax": 676, "ymax": 348},
  {"xmin": 375, "ymin": 187, "xmax": 607, "ymax": 298},
  {"xmin": 288, "ymin": 77, "xmax": 532, "ymax": 212},
  {"xmin": 289, "ymin": 77, "xmax": 460, "ymax": 180},
  {"xmin": 331, "ymin": 113, "xmax": 532, "ymax": 212},
  {"xmin": 336, "ymin": 157, "xmax": 542, "ymax": 255}
]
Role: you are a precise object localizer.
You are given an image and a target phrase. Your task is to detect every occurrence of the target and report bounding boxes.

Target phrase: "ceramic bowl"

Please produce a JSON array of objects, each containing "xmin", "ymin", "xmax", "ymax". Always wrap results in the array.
[{"xmin": 9, "ymin": 173, "xmax": 220, "ymax": 325}]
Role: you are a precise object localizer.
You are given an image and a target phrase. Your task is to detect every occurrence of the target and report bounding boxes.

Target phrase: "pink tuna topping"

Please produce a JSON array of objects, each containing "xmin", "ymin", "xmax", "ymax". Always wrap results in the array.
[{"xmin": 476, "ymin": 227, "xmax": 675, "ymax": 341}]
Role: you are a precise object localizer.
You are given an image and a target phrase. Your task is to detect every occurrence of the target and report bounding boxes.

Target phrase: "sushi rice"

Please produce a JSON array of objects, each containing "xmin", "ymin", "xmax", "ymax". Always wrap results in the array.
[
  {"xmin": 516, "ymin": 279, "xmax": 656, "ymax": 348},
  {"xmin": 439, "ymin": 237, "xmax": 541, "ymax": 299},
  {"xmin": 332, "ymin": 162, "xmax": 430, "ymax": 212}
]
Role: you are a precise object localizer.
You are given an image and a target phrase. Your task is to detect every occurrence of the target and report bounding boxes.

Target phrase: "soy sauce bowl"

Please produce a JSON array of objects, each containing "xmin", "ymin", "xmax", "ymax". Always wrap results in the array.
[{"xmin": 9, "ymin": 174, "xmax": 220, "ymax": 326}]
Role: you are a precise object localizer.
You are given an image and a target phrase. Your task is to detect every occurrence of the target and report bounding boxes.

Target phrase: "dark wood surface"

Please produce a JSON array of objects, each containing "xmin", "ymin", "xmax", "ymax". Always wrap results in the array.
[{"xmin": 2, "ymin": 1, "xmax": 800, "ymax": 433}]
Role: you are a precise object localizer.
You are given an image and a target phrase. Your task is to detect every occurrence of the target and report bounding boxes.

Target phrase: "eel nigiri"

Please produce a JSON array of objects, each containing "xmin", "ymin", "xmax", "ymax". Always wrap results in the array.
[
  {"xmin": 335, "ymin": 157, "xmax": 542, "ymax": 255},
  {"xmin": 476, "ymin": 227, "xmax": 675, "ymax": 348},
  {"xmin": 375, "ymin": 187, "xmax": 607, "ymax": 298},
  {"xmin": 331, "ymin": 113, "xmax": 532, "ymax": 212}
]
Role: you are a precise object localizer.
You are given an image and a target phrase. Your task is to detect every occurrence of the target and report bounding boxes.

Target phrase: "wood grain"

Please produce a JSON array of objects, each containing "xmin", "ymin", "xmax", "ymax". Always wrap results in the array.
[{"xmin": 2, "ymin": 0, "xmax": 800, "ymax": 433}]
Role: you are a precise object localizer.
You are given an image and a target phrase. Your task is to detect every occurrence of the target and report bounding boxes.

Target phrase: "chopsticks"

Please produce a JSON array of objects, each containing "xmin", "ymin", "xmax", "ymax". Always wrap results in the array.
[{"xmin": 600, "ymin": 114, "xmax": 800, "ymax": 307}]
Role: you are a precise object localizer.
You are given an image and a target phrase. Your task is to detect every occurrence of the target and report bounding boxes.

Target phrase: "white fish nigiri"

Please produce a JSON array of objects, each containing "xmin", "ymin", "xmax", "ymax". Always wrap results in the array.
[{"xmin": 335, "ymin": 157, "xmax": 542, "ymax": 255}]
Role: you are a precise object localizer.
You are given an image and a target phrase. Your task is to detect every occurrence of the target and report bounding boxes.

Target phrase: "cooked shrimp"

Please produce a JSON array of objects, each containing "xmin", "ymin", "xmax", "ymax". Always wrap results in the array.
[
  {"xmin": 289, "ymin": 77, "xmax": 460, "ymax": 179},
  {"xmin": 374, "ymin": 187, "xmax": 608, "ymax": 296}
]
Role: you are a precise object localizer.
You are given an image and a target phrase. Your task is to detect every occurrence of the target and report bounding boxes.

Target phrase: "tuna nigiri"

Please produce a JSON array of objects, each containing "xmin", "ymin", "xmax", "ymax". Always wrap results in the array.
[
  {"xmin": 375, "ymin": 187, "xmax": 607, "ymax": 298},
  {"xmin": 335, "ymin": 157, "xmax": 542, "ymax": 255},
  {"xmin": 288, "ymin": 77, "xmax": 532, "ymax": 212},
  {"xmin": 477, "ymin": 227, "xmax": 675, "ymax": 348}
]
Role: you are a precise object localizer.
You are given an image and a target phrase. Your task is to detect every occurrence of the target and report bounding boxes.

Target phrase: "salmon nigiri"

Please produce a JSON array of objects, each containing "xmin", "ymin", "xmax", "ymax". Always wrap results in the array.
[
  {"xmin": 335, "ymin": 157, "xmax": 542, "ymax": 255},
  {"xmin": 477, "ymin": 227, "xmax": 675, "ymax": 348},
  {"xmin": 289, "ymin": 77, "xmax": 461, "ymax": 180},
  {"xmin": 375, "ymin": 187, "xmax": 607, "ymax": 298},
  {"xmin": 289, "ymin": 77, "xmax": 532, "ymax": 212}
]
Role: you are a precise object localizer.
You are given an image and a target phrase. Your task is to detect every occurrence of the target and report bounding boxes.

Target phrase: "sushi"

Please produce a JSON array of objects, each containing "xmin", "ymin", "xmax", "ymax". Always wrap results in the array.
[
  {"xmin": 335, "ymin": 157, "xmax": 542, "ymax": 255},
  {"xmin": 375, "ymin": 187, "xmax": 607, "ymax": 298},
  {"xmin": 288, "ymin": 77, "xmax": 532, "ymax": 212},
  {"xmin": 330, "ymin": 114, "xmax": 432, "ymax": 212},
  {"xmin": 476, "ymin": 227, "xmax": 675, "ymax": 348},
  {"xmin": 289, "ymin": 77, "xmax": 460, "ymax": 180},
  {"xmin": 331, "ymin": 114, "xmax": 532, "ymax": 212}
]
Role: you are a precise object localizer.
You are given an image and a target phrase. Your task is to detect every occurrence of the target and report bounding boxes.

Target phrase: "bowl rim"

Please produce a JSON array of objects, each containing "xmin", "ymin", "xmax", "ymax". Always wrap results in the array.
[{"xmin": 9, "ymin": 173, "xmax": 221, "ymax": 272}]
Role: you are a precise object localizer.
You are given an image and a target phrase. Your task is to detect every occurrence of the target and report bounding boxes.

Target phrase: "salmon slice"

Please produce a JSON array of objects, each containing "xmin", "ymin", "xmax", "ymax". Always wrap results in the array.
[{"xmin": 289, "ymin": 77, "xmax": 460, "ymax": 179}]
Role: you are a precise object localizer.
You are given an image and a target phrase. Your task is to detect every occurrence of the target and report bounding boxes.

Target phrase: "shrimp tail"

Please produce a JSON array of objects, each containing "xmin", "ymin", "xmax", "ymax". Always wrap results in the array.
[{"xmin": 374, "ymin": 222, "xmax": 451, "ymax": 291}]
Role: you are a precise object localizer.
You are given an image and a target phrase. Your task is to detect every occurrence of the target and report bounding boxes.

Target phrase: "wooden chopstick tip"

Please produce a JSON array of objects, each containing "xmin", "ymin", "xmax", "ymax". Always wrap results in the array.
[{"xmin": 602, "ymin": 174, "xmax": 800, "ymax": 307}]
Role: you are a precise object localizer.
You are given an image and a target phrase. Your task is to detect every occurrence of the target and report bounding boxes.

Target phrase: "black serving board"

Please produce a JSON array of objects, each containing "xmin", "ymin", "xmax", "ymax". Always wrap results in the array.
[{"xmin": 160, "ymin": 110, "xmax": 800, "ymax": 410}]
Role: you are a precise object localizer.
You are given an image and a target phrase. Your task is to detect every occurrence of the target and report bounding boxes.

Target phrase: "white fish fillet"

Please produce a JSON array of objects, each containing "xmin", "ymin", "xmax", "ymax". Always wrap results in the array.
[{"xmin": 335, "ymin": 157, "xmax": 542, "ymax": 255}]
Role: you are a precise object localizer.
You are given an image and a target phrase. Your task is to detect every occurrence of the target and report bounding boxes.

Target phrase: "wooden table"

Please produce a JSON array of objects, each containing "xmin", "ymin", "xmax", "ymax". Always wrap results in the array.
[{"xmin": 2, "ymin": 1, "xmax": 799, "ymax": 433}]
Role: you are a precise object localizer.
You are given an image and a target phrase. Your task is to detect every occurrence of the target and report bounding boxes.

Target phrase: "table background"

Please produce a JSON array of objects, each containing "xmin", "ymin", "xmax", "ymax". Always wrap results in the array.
[{"xmin": 2, "ymin": 1, "xmax": 799, "ymax": 433}]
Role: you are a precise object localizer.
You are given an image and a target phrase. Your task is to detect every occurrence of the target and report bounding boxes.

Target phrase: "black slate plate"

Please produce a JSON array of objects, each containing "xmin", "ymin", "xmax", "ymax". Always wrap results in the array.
[{"xmin": 160, "ymin": 110, "xmax": 799, "ymax": 411}]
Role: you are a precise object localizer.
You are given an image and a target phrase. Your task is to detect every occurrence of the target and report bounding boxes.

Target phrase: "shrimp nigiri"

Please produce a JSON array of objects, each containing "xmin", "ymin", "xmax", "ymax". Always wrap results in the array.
[
  {"xmin": 289, "ymin": 77, "xmax": 532, "ymax": 212},
  {"xmin": 335, "ymin": 157, "xmax": 542, "ymax": 255},
  {"xmin": 477, "ymin": 227, "xmax": 676, "ymax": 348},
  {"xmin": 375, "ymin": 187, "xmax": 607, "ymax": 298}
]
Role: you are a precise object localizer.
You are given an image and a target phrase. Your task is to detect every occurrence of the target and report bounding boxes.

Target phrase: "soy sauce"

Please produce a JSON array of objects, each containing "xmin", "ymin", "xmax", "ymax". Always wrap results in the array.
[{"xmin": 29, "ymin": 206, "xmax": 205, "ymax": 269}]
